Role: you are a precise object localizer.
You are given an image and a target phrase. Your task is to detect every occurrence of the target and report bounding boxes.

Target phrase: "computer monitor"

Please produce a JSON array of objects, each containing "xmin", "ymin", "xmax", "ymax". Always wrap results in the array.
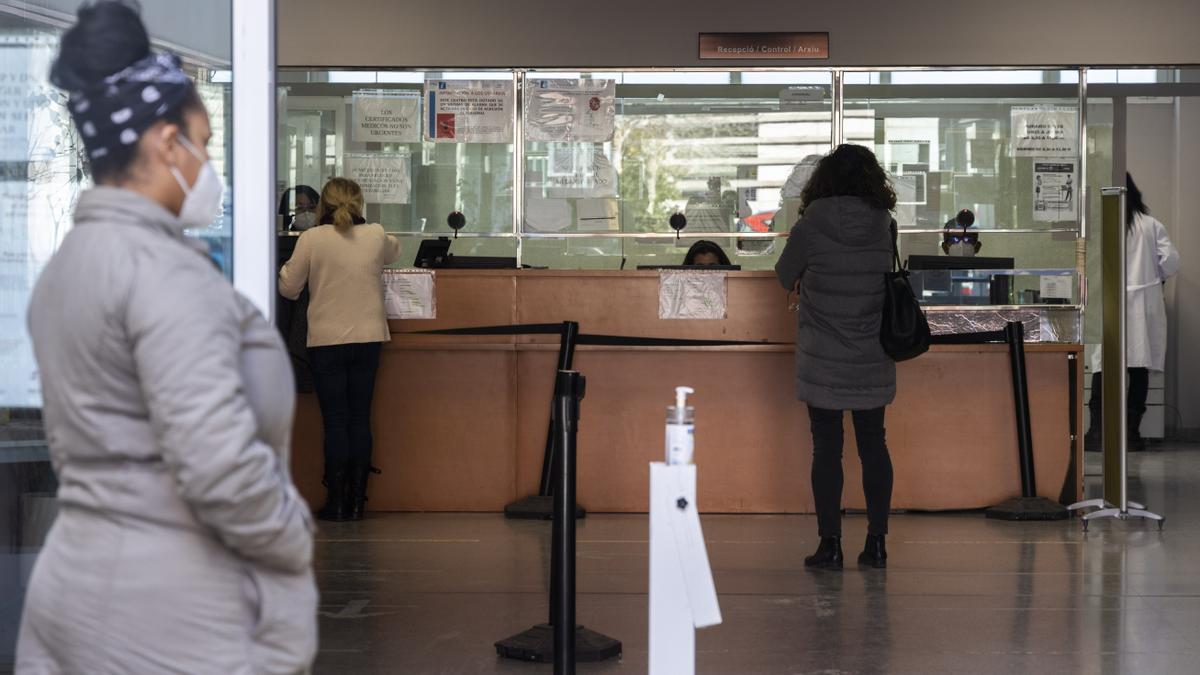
[
  {"xmin": 414, "ymin": 237, "xmax": 452, "ymax": 268},
  {"xmin": 906, "ymin": 254, "xmax": 1014, "ymax": 305}
]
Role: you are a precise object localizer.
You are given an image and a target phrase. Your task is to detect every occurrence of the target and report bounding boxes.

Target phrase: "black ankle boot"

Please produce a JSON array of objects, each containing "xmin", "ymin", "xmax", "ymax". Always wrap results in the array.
[
  {"xmin": 858, "ymin": 534, "xmax": 887, "ymax": 569},
  {"xmin": 804, "ymin": 536, "xmax": 843, "ymax": 570},
  {"xmin": 346, "ymin": 463, "xmax": 376, "ymax": 521},
  {"xmin": 316, "ymin": 470, "xmax": 349, "ymax": 522}
]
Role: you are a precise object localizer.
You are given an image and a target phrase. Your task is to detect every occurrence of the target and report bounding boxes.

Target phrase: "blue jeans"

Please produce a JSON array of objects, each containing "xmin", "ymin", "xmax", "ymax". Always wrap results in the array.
[{"xmin": 309, "ymin": 342, "xmax": 382, "ymax": 475}]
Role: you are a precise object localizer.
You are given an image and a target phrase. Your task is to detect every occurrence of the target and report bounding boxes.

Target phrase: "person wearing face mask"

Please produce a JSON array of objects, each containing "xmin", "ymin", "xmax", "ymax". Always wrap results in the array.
[
  {"xmin": 17, "ymin": 3, "xmax": 316, "ymax": 673},
  {"xmin": 942, "ymin": 209, "xmax": 981, "ymax": 257},
  {"xmin": 280, "ymin": 178, "xmax": 402, "ymax": 522},
  {"xmin": 279, "ymin": 184, "xmax": 320, "ymax": 232},
  {"xmin": 276, "ymin": 185, "xmax": 321, "ymax": 394}
]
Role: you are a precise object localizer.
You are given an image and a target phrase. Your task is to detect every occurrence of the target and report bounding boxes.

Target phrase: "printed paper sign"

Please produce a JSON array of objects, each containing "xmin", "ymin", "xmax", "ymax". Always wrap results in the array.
[
  {"xmin": 545, "ymin": 148, "xmax": 618, "ymax": 198},
  {"xmin": 1010, "ymin": 106, "xmax": 1078, "ymax": 158},
  {"xmin": 383, "ymin": 270, "xmax": 436, "ymax": 319},
  {"xmin": 524, "ymin": 79, "xmax": 616, "ymax": 143},
  {"xmin": 659, "ymin": 270, "xmax": 727, "ymax": 320},
  {"xmin": 353, "ymin": 90, "xmax": 421, "ymax": 143},
  {"xmin": 425, "ymin": 80, "xmax": 513, "ymax": 143},
  {"xmin": 344, "ymin": 152, "xmax": 411, "ymax": 204},
  {"xmin": 1039, "ymin": 274, "xmax": 1073, "ymax": 301},
  {"xmin": 1032, "ymin": 159, "xmax": 1078, "ymax": 222},
  {"xmin": 779, "ymin": 86, "xmax": 827, "ymax": 110}
]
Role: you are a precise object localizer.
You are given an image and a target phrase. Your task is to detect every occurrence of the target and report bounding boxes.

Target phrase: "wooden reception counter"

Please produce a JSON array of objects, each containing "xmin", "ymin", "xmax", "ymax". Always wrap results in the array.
[{"xmin": 289, "ymin": 270, "xmax": 1083, "ymax": 514}]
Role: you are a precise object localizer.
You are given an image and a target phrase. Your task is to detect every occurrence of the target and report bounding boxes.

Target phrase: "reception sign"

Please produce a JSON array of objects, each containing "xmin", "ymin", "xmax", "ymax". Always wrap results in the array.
[{"xmin": 699, "ymin": 32, "xmax": 829, "ymax": 60}]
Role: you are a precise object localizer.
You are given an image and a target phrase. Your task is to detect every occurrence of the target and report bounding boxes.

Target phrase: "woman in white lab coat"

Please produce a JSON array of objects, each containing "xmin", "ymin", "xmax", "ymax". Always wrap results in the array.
[{"xmin": 1085, "ymin": 173, "xmax": 1180, "ymax": 451}]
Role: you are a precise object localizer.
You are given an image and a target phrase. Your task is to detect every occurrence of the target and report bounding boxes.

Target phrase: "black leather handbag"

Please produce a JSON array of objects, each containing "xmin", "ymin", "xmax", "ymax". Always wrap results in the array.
[{"xmin": 880, "ymin": 219, "xmax": 931, "ymax": 361}]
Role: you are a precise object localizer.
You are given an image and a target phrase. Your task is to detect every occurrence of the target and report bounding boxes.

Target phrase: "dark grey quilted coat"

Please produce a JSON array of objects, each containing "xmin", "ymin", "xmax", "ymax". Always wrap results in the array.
[{"xmin": 774, "ymin": 196, "xmax": 896, "ymax": 410}]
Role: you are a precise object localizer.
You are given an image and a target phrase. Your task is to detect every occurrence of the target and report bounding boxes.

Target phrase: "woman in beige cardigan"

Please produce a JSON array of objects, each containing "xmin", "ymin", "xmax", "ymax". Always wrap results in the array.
[{"xmin": 280, "ymin": 178, "xmax": 402, "ymax": 521}]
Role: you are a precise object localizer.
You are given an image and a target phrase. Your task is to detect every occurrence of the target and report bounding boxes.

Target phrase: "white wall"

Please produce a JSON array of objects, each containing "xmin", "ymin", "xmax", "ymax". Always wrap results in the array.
[
  {"xmin": 1126, "ymin": 97, "xmax": 1200, "ymax": 435},
  {"xmin": 278, "ymin": 0, "xmax": 1200, "ymax": 68},
  {"xmin": 1170, "ymin": 97, "xmax": 1200, "ymax": 434}
]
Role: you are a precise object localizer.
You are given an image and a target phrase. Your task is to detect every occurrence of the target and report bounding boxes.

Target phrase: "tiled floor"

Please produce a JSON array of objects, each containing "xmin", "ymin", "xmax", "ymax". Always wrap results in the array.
[{"xmin": 313, "ymin": 445, "xmax": 1197, "ymax": 674}]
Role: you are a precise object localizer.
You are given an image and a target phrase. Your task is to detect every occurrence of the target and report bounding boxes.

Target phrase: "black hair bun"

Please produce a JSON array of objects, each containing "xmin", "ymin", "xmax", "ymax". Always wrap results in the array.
[{"xmin": 50, "ymin": 1, "xmax": 150, "ymax": 91}]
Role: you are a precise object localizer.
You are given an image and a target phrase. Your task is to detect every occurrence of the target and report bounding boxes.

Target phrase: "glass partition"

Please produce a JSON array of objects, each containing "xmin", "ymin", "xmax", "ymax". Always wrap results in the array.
[
  {"xmin": 276, "ymin": 70, "xmax": 515, "ymax": 238},
  {"xmin": 275, "ymin": 66, "xmax": 1200, "ymax": 341},
  {"xmin": 842, "ymin": 70, "xmax": 1082, "ymax": 326},
  {"xmin": 521, "ymin": 70, "xmax": 834, "ymax": 270}
]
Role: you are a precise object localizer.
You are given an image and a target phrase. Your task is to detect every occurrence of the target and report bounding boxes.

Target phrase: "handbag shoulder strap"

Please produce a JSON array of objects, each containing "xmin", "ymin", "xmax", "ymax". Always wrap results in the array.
[{"xmin": 889, "ymin": 218, "xmax": 901, "ymax": 272}]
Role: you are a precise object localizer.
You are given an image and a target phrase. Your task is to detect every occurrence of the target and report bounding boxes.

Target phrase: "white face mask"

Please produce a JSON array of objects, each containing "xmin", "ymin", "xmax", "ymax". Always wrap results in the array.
[
  {"xmin": 948, "ymin": 242, "xmax": 976, "ymax": 257},
  {"xmin": 292, "ymin": 211, "xmax": 317, "ymax": 231},
  {"xmin": 168, "ymin": 135, "xmax": 224, "ymax": 231}
]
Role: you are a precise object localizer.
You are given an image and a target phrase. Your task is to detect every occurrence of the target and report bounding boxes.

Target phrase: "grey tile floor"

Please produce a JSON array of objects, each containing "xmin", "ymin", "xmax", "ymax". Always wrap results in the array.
[{"xmin": 313, "ymin": 445, "xmax": 1198, "ymax": 674}]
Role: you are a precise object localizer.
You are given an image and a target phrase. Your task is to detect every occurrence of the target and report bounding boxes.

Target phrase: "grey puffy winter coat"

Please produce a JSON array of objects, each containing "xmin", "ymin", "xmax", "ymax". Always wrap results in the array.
[
  {"xmin": 774, "ymin": 196, "xmax": 896, "ymax": 410},
  {"xmin": 17, "ymin": 188, "xmax": 317, "ymax": 674}
]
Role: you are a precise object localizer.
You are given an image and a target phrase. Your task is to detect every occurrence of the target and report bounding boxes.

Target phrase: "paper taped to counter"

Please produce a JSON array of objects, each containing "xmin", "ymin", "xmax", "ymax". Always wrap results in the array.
[
  {"xmin": 383, "ymin": 269, "xmax": 436, "ymax": 319},
  {"xmin": 659, "ymin": 270, "xmax": 727, "ymax": 320}
]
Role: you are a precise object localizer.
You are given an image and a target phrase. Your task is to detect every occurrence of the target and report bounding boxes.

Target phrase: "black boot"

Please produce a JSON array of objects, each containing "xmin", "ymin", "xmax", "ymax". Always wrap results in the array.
[
  {"xmin": 316, "ymin": 469, "xmax": 349, "ymax": 522},
  {"xmin": 346, "ymin": 462, "xmax": 374, "ymax": 521},
  {"xmin": 804, "ymin": 536, "xmax": 843, "ymax": 570},
  {"xmin": 1128, "ymin": 409, "xmax": 1147, "ymax": 452},
  {"xmin": 857, "ymin": 534, "xmax": 887, "ymax": 569}
]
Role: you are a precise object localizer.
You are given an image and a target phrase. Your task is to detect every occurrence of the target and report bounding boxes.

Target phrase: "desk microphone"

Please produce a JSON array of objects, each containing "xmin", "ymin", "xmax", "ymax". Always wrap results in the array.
[{"xmin": 620, "ymin": 256, "xmax": 627, "ymax": 270}]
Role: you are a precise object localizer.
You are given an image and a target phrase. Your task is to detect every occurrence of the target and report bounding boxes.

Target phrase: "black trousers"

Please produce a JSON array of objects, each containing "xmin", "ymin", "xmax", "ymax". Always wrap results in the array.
[
  {"xmin": 309, "ymin": 342, "xmax": 383, "ymax": 476},
  {"xmin": 808, "ymin": 405, "xmax": 893, "ymax": 537},
  {"xmin": 1087, "ymin": 368, "xmax": 1149, "ymax": 436}
]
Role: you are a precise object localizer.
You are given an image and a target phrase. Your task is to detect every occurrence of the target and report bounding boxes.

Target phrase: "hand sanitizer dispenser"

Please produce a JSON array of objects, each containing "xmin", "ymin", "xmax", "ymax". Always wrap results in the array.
[{"xmin": 666, "ymin": 386, "xmax": 695, "ymax": 465}]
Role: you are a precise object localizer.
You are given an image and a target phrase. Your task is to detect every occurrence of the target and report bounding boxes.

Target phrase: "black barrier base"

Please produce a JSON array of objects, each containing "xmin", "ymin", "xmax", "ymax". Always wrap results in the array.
[
  {"xmin": 504, "ymin": 495, "xmax": 586, "ymax": 520},
  {"xmin": 495, "ymin": 623, "xmax": 622, "ymax": 663},
  {"xmin": 986, "ymin": 496, "xmax": 1070, "ymax": 521}
]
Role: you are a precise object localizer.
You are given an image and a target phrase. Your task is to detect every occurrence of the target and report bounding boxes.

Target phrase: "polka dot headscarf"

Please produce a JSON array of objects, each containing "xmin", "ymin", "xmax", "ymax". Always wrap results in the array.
[{"xmin": 61, "ymin": 52, "xmax": 194, "ymax": 160}]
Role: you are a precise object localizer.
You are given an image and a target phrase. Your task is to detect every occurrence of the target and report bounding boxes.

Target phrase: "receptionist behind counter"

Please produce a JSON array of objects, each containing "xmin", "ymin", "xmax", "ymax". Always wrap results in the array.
[{"xmin": 683, "ymin": 240, "xmax": 732, "ymax": 266}]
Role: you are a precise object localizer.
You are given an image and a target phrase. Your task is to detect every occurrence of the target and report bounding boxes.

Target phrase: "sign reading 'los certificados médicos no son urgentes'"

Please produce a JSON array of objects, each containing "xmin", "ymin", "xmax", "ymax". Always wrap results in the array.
[{"xmin": 699, "ymin": 32, "xmax": 829, "ymax": 60}]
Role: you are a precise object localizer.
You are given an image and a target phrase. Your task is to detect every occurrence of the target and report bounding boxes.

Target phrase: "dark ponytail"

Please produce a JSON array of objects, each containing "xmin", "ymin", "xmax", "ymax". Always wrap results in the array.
[
  {"xmin": 51, "ymin": 1, "xmax": 204, "ymax": 184},
  {"xmin": 1126, "ymin": 172, "xmax": 1150, "ymax": 230}
]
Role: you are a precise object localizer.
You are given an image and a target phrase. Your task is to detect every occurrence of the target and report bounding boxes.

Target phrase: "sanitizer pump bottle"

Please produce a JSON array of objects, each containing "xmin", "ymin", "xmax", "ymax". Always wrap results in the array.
[{"xmin": 666, "ymin": 386, "xmax": 695, "ymax": 465}]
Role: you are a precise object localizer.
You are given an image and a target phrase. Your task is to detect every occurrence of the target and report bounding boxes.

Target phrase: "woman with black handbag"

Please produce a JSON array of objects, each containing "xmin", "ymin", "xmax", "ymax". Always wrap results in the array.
[{"xmin": 775, "ymin": 144, "xmax": 900, "ymax": 571}]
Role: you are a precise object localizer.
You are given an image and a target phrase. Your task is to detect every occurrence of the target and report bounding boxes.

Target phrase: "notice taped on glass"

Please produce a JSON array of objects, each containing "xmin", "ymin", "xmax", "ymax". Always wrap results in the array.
[
  {"xmin": 383, "ymin": 269, "xmax": 436, "ymax": 319},
  {"xmin": 1032, "ymin": 159, "xmax": 1077, "ymax": 222},
  {"xmin": 352, "ymin": 89, "xmax": 422, "ymax": 144},
  {"xmin": 344, "ymin": 152, "xmax": 411, "ymax": 204},
  {"xmin": 524, "ymin": 79, "xmax": 615, "ymax": 143},
  {"xmin": 1010, "ymin": 105, "xmax": 1077, "ymax": 158},
  {"xmin": 425, "ymin": 80, "xmax": 513, "ymax": 143}
]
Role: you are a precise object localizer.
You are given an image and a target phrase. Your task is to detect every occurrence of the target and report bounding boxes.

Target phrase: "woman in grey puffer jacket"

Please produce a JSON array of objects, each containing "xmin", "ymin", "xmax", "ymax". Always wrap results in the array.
[
  {"xmin": 18, "ymin": 4, "xmax": 316, "ymax": 673},
  {"xmin": 774, "ymin": 144, "xmax": 897, "ymax": 571}
]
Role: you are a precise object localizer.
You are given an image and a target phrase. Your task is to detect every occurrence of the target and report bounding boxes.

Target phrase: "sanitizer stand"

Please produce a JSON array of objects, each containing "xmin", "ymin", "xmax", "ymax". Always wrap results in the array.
[{"xmin": 649, "ymin": 463, "xmax": 722, "ymax": 675}]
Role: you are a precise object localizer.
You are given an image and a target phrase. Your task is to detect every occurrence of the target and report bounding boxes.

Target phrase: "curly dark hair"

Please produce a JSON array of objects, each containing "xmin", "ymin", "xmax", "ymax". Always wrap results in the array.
[{"xmin": 800, "ymin": 144, "xmax": 897, "ymax": 212}]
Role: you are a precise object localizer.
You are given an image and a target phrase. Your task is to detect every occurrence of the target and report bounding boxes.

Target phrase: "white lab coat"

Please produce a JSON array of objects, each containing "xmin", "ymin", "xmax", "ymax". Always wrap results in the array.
[{"xmin": 1092, "ymin": 213, "xmax": 1180, "ymax": 373}]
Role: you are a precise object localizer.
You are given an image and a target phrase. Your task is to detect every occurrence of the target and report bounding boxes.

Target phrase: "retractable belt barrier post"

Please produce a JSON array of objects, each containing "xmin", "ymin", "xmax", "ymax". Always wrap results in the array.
[
  {"xmin": 494, "ymin": 370, "xmax": 621, "ymax": 668},
  {"xmin": 986, "ymin": 321, "xmax": 1070, "ymax": 521},
  {"xmin": 506, "ymin": 322, "xmax": 585, "ymax": 520}
]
